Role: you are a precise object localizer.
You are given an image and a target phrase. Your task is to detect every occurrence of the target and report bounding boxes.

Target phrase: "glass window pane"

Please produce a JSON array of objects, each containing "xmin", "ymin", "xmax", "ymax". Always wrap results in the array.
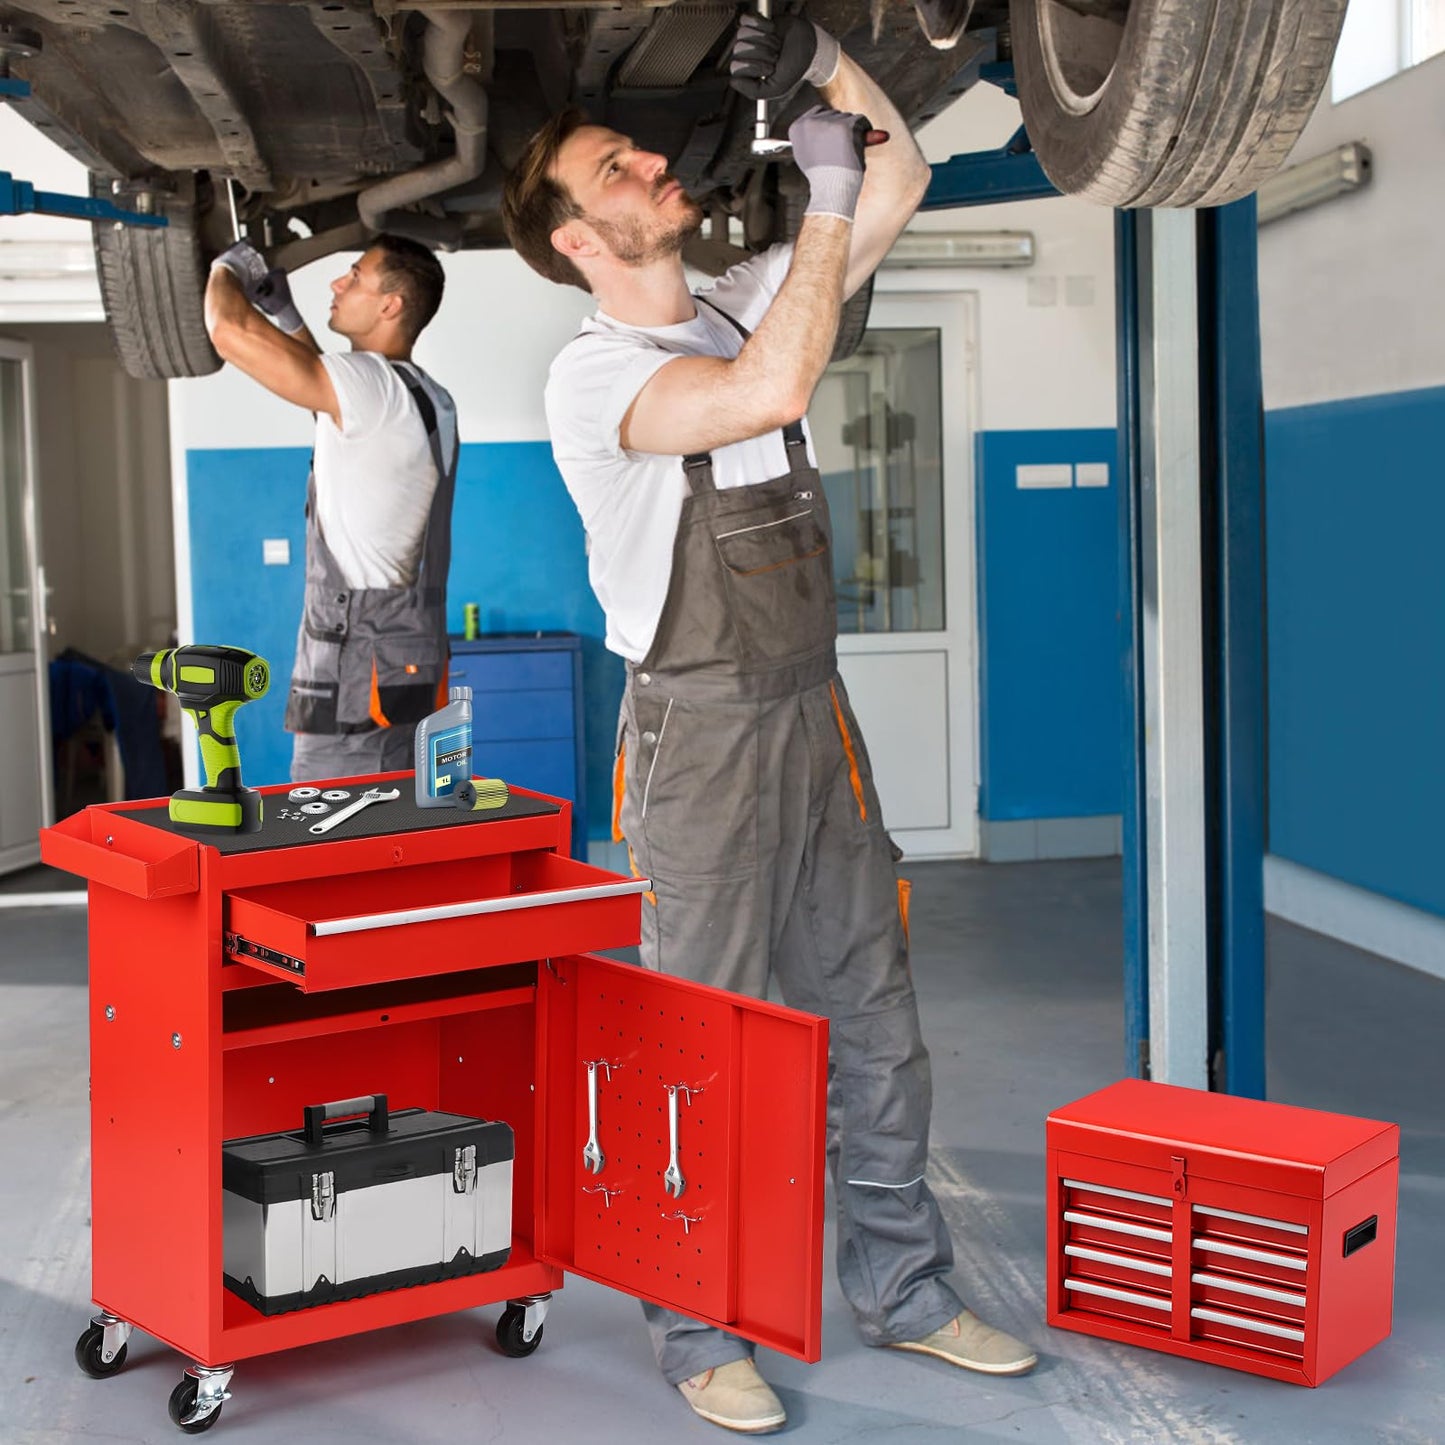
[
  {"xmin": 0, "ymin": 359, "xmax": 30, "ymax": 654},
  {"xmin": 1331, "ymin": 0, "xmax": 1402, "ymax": 101},
  {"xmin": 810, "ymin": 328, "xmax": 945, "ymax": 635}
]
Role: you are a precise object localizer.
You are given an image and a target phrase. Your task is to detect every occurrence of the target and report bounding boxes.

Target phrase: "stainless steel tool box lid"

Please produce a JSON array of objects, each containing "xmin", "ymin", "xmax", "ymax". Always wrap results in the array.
[{"xmin": 223, "ymin": 1108, "xmax": 513, "ymax": 1206}]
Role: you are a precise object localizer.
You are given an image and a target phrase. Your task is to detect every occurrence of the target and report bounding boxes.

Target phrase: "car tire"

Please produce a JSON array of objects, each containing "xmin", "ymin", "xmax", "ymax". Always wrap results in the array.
[
  {"xmin": 1010, "ymin": 0, "xmax": 1349, "ymax": 208},
  {"xmin": 92, "ymin": 174, "xmax": 221, "ymax": 379},
  {"xmin": 832, "ymin": 274, "xmax": 874, "ymax": 363}
]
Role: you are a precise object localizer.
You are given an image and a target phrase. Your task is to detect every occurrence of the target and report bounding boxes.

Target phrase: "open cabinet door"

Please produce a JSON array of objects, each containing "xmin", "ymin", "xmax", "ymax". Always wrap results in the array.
[{"xmin": 535, "ymin": 953, "xmax": 828, "ymax": 1361}]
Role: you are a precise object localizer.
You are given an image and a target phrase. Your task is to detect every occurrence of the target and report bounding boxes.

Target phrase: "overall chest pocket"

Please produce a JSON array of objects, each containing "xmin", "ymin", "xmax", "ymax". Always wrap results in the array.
[{"xmin": 714, "ymin": 505, "xmax": 836, "ymax": 664}]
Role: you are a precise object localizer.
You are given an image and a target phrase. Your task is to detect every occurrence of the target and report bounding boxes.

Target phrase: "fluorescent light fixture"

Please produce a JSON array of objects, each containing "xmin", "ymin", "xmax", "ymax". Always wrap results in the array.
[
  {"xmin": 0, "ymin": 238, "xmax": 97, "ymax": 281},
  {"xmin": 882, "ymin": 230, "xmax": 1035, "ymax": 269},
  {"xmin": 1256, "ymin": 142, "xmax": 1372, "ymax": 226}
]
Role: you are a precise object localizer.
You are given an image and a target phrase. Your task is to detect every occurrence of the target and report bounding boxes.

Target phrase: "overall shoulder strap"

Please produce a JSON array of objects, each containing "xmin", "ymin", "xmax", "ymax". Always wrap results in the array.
[
  {"xmin": 389, "ymin": 361, "xmax": 456, "ymax": 481},
  {"xmin": 692, "ymin": 295, "xmax": 809, "ymax": 460}
]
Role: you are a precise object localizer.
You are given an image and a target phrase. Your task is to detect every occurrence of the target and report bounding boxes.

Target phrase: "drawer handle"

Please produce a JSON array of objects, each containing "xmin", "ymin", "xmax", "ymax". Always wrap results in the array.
[
  {"xmin": 1065, "ymin": 1244, "xmax": 1172, "ymax": 1278},
  {"xmin": 1193, "ymin": 1237, "xmax": 1306, "ymax": 1271},
  {"xmin": 1063, "ymin": 1178, "xmax": 1172, "ymax": 1210},
  {"xmin": 1192, "ymin": 1203, "xmax": 1308, "ymax": 1236},
  {"xmin": 1063, "ymin": 1209, "xmax": 1172, "ymax": 1244},
  {"xmin": 1191, "ymin": 1306, "xmax": 1306, "ymax": 1343},
  {"xmin": 1064, "ymin": 1278, "xmax": 1171, "ymax": 1312},
  {"xmin": 311, "ymin": 878, "xmax": 654, "ymax": 937},
  {"xmin": 1191, "ymin": 1271, "xmax": 1306, "ymax": 1308}
]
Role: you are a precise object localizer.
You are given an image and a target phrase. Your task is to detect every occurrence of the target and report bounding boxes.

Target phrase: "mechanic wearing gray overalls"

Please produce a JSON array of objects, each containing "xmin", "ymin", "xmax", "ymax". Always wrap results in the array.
[
  {"xmin": 506, "ymin": 11, "xmax": 1035, "ymax": 1435},
  {"xmin": 204, "ymin": 234, "xmax": 457, "ymax": 783}
]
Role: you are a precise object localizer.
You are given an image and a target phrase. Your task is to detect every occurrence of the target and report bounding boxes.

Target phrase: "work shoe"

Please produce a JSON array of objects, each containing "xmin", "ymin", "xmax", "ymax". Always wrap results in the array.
[
  {"xmin": 677, "ymin": 1358, "xmax": 787, "ymax": 1434},
  {"xmin": 889, "ymin": 1309, "xmax": 1038, "ymax": 1376}
]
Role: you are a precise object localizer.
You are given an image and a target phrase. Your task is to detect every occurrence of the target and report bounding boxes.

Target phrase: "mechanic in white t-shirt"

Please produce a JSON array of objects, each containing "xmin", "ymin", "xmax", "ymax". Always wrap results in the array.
[
  {"xmin": 504, "ymin": 11, "xmax": 1036, "ymax": 1437},
  {"xmin": 204, "ymin": 234, "xmax": 459, "ymax": 784}
]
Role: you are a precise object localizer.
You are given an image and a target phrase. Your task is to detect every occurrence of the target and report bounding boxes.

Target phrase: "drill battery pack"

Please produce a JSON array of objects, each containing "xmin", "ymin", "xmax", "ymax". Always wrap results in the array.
[{"xmin": 221, "ymin": 1096, "xmax": 513, "ymax": 1315}]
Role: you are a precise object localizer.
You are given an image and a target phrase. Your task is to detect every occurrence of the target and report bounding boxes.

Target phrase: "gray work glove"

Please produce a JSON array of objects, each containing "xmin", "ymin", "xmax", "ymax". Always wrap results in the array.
[
  {"xmin": 210, "ymin": 239, "xmax": 269, "ymax": 290},
  {"xmin": 727, "ymin": 11, "xmax": 840, "ymax": 102},
  {"xmin": 252, "ymin": 268, "xmax": 307, "ymax": 335},
  {"xmin": 788, "ymin": 104, "xmax": 871, "ymax": 222}
]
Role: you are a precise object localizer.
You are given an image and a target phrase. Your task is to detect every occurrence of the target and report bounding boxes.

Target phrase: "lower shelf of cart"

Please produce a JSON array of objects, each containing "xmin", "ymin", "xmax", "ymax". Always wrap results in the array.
[{"xmin": 211, "ymin": 1244, "xmax": 561, "ymax": 1361}]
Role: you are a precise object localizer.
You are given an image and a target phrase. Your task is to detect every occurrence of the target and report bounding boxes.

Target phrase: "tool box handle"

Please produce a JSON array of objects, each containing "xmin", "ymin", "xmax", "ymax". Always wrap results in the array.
[{"xmin": 303, "ymin": 1094, "xmax": 390, "ymax": 1148}]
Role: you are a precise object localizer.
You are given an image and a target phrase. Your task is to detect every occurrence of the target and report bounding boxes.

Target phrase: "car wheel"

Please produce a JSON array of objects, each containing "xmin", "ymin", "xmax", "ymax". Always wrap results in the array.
[
  {"xmin": 832, "ymin": 274, "xmax": 875, "ymax": 364},
  {"xmin": 1010, "ymin": 0, "xmax": 1348, "ymax": 208},
  {"xmin": 92, "ymin": 172, "xmax": 221, "ymax": 380}
]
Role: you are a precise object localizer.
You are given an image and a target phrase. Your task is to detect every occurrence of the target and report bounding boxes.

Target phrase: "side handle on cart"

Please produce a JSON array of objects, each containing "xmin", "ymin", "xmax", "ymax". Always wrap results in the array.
[{"xmin": 303, "ymin": 1094, "xmax": 390, "ymax": 1148}]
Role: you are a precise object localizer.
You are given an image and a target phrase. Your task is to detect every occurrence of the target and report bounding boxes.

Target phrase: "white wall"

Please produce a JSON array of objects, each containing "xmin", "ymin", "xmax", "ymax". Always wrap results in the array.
[
  {"xmin": 1258, "ymin": 49, "xmax": 1445, "ymax": 410},
  {"xmin": 905, "ymin": 81, "xmax": 1117, "ymax": 433},
  {"xmin": 175, "ymin": 249, "xmax": 594, "ymax": 449},
  {"xmin": 0, "ymin": 107, "xmax": 104, "ymax": 323}
]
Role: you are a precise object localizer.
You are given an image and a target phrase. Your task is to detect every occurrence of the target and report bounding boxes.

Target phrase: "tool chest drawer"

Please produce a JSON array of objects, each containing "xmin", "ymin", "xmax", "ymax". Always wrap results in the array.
[
  {"xmin": 224, "ymin": 850, "xmax": 649, "ymax": 991},
  {"xmin": 1047, "ymin": 1079, "xmax": 1399, "ymax": 1386}
]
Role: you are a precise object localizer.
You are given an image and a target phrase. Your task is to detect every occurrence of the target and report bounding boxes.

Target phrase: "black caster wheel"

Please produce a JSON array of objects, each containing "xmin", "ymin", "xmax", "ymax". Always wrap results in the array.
[
  {"xmin": 74, "ymin": 1324, "xmax": 127, "ymax": 1378},
  {"xmin": 496, "ymin": 1305, "xmax": 544, "ymax": 1358},
  {"xmin": 168, "ymin": 1378, "xmax": 222, "ymax": 1434}
]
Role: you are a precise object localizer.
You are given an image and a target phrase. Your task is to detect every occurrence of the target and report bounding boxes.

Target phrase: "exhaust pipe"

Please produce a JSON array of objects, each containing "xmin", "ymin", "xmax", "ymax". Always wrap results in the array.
[{"xmin": 357, "ymin": 11, "xmax": 491, "ymax": 242}]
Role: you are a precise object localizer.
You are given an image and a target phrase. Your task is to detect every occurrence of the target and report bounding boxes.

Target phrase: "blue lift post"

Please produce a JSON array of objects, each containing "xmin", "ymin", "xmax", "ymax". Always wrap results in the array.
[{"xmin": 1116, "ymin": 200, "xmax": 1267, "ymax": 1097}]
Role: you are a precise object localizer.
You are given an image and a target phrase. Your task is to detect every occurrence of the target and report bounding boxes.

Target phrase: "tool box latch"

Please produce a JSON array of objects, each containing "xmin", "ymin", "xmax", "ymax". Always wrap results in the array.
[
  {"xmin": 1170, "ymin": 1154, "xmax": 1188, "ymax": 1199},
  {"xmin": 310, "ymin": 1170, "xmax": 336, "ymax": 1221},
  {"xmin": 453, "ymin": 1144, "xmax": 477, "ymax": 1195}
]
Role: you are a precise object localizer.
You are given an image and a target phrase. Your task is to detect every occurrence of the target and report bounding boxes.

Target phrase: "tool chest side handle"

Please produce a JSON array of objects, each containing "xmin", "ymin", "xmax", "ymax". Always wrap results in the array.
[{"xmin": 303, "ymin": 1094, "xmax": 389, "ymax": 1147}]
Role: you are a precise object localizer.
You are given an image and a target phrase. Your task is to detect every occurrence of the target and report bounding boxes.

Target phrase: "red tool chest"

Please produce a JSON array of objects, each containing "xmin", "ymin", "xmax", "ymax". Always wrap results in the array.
[
  {"xmin": 41, "ymin": 774, "xmax": 829, "ymax": 1433},
  {"xmin": 1046, "ymin": 1079, "xmax": 1398, "ymax": 1386}
]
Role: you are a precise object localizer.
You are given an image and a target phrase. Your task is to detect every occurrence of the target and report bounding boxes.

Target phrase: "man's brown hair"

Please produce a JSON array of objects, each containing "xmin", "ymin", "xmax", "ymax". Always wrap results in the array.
[
  {"xmin": 372, "ymin": 234, "xmax": 446, "ymax": 342},
  {"xmin": 502, "ymin": 108, "xmax": 592, "ymax": 294}
]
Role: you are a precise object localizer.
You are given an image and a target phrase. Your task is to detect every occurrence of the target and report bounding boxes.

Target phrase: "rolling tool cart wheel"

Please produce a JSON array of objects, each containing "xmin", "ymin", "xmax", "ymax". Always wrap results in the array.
[
  {"xmin": 167, "ymin": 1379, "xmax": 222, "ymax": 1434},
  {"xmin": 73, "ymin": 1324, "xmax": 128, "ymax": 1378},
  {"xmin": 496, "ymin": 1305, "xmax": 544, "ymax": 1358}
]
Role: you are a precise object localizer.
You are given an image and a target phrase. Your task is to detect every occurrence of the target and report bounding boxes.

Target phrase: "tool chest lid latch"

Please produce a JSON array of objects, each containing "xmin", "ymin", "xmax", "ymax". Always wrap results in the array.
[
  {"xmin": 1171, "ymin": 1154, "xmax": 1188, "ymax": 1199},
  {"xmin": 453, "ymin": 1144, "xmax": 477, "ymax": 1194},
  {"xmin": 310, "ymin": 1171, "xmax": 336, "ymax": 1221}
]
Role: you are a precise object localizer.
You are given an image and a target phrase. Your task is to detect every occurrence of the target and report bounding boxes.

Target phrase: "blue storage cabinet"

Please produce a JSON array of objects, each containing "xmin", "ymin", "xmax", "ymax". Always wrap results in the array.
[{"xmin": 450, "ymin": 633, "xmax": 587, "ymax": 858}]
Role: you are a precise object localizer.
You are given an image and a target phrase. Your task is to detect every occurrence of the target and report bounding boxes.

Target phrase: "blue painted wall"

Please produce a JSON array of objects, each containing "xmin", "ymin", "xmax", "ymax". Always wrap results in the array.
[
  {"xmin": 188, "ymin": 441, "xmax": 624, "ymax": 837},
  {"xmin": 1265, "ymin": 387, "xmax": 1445, "ymax": 918},
  {"xmin": 974, "ymin": 429, "xmax": 1124, "ymax": 823}
]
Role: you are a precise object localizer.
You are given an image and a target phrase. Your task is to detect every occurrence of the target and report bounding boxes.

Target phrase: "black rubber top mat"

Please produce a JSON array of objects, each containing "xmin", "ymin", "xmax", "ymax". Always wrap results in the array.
[{"xmin": 127, "ymin": 785, "xmax": 561, "ymax": 854}]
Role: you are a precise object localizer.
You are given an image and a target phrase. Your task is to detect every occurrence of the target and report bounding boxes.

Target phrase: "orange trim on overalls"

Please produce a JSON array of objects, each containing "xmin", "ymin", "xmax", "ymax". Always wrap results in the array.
[
  {"xmin": 829, "ymin": 681, "xmax": 867, "ymax": 822},
  {"xmin": 612, "ymin": 743, "xmax": 626, "ymax": 843},
  {"xmin": 627, "ymin": 844, "xmax": 657, "ymax": 906},
  {"xmin": 897, "ymin": 877, "xmax": 912, "ymax": 946},
  {"xmin": 368, "ymin": 660, "xmax": 390, "ymax": 728}
]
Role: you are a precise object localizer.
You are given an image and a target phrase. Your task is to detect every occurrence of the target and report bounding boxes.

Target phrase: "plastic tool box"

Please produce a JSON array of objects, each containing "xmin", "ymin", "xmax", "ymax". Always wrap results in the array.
[
  {"xmin": 41, "ymin": 770, "xmax": 829, "ymax": 1433},
  {"xmin": 1046, "ymin": 1079, "xmax": 1399, "ymax": 1385},
  {"xmin": 222, "ymin": 1096, "xmax": 514, "ymax": 1315}
]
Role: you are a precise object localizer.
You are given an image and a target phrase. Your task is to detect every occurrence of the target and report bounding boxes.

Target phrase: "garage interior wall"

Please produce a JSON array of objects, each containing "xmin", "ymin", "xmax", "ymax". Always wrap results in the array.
[
  {"xmin": 176, "ymin": 81, "xmax": 1123, "ymax": 861},
  {"xmin": 1257, "ymin": 49, "xmax": 1445, "ymax": 971}
]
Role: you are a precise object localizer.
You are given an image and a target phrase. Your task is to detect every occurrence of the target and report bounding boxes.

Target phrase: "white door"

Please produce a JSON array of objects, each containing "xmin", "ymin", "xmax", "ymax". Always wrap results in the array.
[
  {"xmin": 808, "ymin": 293, "xmax": 978, "ymax": 858},
  {"xmin": 0, "ymin": 339, "xmax": 52, "ymax": 873}
]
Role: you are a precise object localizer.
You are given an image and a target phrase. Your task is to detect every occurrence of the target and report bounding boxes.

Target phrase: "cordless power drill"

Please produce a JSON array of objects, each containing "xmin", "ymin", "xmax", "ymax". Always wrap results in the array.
[{"xmin": 133, "ymin": 645, "xmax": 270, "ymax": 834}]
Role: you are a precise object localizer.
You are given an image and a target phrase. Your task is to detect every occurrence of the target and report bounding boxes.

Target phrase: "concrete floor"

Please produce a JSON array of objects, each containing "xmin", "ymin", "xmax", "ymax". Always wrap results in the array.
[{"xmin": 1, "ymin": 856, "xmax": 1440, "ymax": 1444}]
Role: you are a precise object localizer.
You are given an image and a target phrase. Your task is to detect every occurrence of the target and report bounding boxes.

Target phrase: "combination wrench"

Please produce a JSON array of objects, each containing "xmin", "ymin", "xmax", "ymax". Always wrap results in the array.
[
  {"xmin": 307, "ymin": 786, "xmax": 400, "ymax": 835},
  {"xmin": 664, "ymin": 1084, "xmax": 696, "ymax": 1198},
  {"xmin": 583, "ymin": 1060, "xmax": 610, "ymax": 1174}
]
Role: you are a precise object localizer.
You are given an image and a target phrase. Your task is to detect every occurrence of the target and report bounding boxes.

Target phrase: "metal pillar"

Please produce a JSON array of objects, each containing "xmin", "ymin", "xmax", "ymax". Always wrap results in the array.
[{"xmin": 1116, "ymin": 199, "xmax": 1267, "ymax": 1097}]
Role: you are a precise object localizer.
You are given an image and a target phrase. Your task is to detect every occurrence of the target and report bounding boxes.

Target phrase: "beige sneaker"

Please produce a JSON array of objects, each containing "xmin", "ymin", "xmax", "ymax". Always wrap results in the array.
[
  {"xmin": 677, "ymin": 1358, "xmax": 787, "ymax": 1434},
  {"xmin": 889, "ymin": 1309, "xmax": 1038, "ymax": 1376}
]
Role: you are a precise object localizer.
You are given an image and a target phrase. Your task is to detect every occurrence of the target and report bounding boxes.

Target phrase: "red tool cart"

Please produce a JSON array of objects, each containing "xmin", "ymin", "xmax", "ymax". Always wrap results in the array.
[
  {"xmin": 41, "ymin": 775, "xmax": 828, "ymax": 1433},
  {"xmin": 1046, "ymin": 1078, "xmax": 1399, "ymax": 1386}
]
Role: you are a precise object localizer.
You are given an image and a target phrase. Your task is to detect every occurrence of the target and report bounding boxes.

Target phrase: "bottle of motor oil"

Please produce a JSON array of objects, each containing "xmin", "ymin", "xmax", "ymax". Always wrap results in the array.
[{"xmin": 414, "ymin": 684, "xmax": 472, "ymax": 807}]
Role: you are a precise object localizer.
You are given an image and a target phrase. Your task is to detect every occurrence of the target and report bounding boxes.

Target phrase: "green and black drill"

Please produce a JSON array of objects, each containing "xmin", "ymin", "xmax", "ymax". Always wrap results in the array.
[{"xmin": 133, "ymin": 645, "xmax": 270, "ymax": 834}]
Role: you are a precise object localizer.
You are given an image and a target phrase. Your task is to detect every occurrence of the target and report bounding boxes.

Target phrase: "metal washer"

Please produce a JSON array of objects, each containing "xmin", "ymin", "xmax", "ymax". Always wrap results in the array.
[
  {"xmin": 288, "ymin": 786, "xmax": 321, "ymax": 801},
  {"xmin": 300, "ymin": 801, "xmax": 331, "ymax": 815},
  {"xmin": 321, "ymin": 789, "xmax": 351, "ymax": 802}
]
